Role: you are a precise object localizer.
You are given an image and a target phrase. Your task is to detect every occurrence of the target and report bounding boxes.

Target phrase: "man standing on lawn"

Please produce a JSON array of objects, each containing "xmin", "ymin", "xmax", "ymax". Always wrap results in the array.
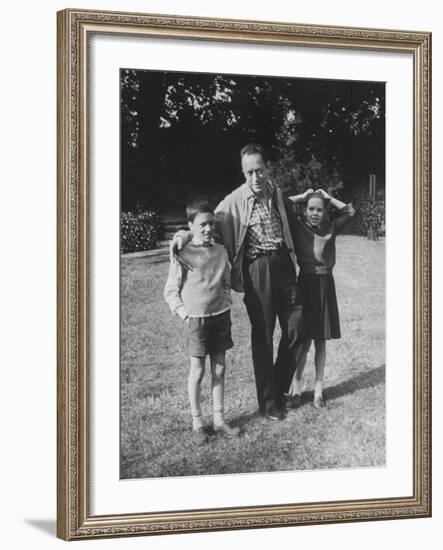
[{"xmin": 173, "ymin": 143, "xmax": 303, "ymax": 421}]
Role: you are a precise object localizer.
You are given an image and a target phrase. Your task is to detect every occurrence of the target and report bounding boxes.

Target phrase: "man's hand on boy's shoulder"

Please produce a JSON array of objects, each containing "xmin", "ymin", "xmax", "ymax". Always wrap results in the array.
[
  {"xmin": 172, "ymin": 251, "xmax": 193, "ymax": 272},
  {"xmin": 170, "ymin": 230, "xmax": 194, "ymax": 271},
  {"xmin": 170, "ymin": 230, "xmax": 191, "ymax": 258}
]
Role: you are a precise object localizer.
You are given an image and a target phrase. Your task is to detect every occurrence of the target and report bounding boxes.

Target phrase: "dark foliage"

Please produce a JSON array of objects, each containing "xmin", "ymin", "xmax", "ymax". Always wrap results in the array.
[
  {"xmin": 121, "ymin": 211, "xmax": 162, "ymax": 253},
  {"xmin": 346, "ymin": 185, "xmax": 385, "ymax": 236},
  {"xmin": 120, "ymin": 69, "xmax": 385, "ymax": 212},
  {"xmin": 350, "ymin": 199, "xmax": 385, "ymax": 236}
]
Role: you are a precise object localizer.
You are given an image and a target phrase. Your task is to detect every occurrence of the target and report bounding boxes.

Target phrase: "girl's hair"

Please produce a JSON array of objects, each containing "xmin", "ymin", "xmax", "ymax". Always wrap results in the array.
[
  {"xmin": 305, "ymin": 191, "xmax": 329, "ymax": 207},
  {"xmin": 299, "ymin": 191, "xmax": 331, "ymax": 227},
  {"xmin": 186, "ymin": 197, "xmax": 214, "ymax": 222}
]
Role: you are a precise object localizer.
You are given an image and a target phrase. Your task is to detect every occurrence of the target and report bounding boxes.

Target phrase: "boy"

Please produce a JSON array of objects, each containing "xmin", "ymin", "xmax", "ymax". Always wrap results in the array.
[{"xmin": 164, "ymin": 199, "xmax": 240, "ymax": 444}]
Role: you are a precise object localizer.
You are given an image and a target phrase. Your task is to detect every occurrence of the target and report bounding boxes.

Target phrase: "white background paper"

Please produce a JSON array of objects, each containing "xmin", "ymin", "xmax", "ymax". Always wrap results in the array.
[
  {"xmin": 91, "ymin": 34, "xmax": 413, "ymax": 515},
  {"xmin": 1, "ymin": 0, "xmax": 441, "ymax": 548}
]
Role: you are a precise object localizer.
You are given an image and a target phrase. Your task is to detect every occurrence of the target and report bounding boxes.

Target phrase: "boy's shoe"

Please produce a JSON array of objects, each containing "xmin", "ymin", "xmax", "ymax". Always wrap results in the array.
[
  {"xmin": 192, "ymin": 427, "xmax": 209, "ymax": 445},
  {"xmin": 313, "ymin": 395, "xmax": 325, "ymax": 409},
  {"xmin": 213, "ymin": 423, "xmax": 241, "ymax": 437}
]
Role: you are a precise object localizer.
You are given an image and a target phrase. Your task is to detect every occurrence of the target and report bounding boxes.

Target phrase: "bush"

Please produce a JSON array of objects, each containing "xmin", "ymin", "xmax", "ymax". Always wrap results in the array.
[
  {"xmin": 121, "ymin": 211, "xmax": 162, "ymax": 253},
  {"xmin": 350, "ymin": 198, "xmax": 385, "ymax": 236},
  {"xmin": 269, "ymin": 156, "xmax": 344, "ymax": 200}
]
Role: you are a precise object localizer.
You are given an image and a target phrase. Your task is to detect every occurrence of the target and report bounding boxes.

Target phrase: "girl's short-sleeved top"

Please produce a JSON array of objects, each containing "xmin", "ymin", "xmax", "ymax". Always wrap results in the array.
[{"xmin": 293, "ymin": 203, "xmax": 355, "ymax": 274}]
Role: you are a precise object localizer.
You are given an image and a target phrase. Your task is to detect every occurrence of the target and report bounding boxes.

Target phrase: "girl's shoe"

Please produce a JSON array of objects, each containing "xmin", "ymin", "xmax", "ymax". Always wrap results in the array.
[
  {"xmin": 214, "ymin": 423, "xmax": 241, "ymax": 437},
  {"xmin": 284, "ymin": 394, "xmax": 302, "ymax": 409},
  {"xmin": 313, "ymin": 395, "xmax": 325, "ymax": 409}
]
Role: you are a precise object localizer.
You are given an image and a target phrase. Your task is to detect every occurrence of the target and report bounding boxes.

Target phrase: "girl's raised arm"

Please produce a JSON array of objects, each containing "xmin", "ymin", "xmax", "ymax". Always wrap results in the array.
[
  {"xmin": 288, "ymin": 188, "xmax": 314, "ymax": 204},
  {"xmin": 318, "ymin": 189, "xmax": 347, "ymax": 210}
]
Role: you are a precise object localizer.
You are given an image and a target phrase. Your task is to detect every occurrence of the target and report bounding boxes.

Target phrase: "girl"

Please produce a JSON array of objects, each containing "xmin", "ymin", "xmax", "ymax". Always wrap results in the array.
[{"xmin": 288, "ymin": 188, "xmax": 355, "ymax": 408}]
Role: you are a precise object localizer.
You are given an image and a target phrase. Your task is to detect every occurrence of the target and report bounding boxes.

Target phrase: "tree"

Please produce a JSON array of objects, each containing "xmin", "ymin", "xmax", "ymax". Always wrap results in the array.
[{"xmin": 120, "ymin": 69, "xmax": 385, "ymax": 210}]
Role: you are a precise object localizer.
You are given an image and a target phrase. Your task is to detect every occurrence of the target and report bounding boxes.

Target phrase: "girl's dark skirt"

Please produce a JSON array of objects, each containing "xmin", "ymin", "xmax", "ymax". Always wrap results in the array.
[{"xmin": 298, "ymin": 272, "xmax": 341, "ymax": 340}]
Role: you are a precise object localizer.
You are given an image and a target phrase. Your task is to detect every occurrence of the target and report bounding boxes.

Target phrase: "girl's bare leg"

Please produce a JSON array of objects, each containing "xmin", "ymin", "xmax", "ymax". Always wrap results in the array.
[
  {"xmin": 290, "ymin": 339, "xmax": 312, "ymax": 396},
  {"xmin": 313, "ymin": 339, "xmax": 326, "ymax": 407}
]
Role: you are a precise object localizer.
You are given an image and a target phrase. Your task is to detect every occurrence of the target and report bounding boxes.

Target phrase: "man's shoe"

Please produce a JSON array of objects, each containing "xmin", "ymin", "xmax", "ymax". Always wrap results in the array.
[
  {"xmin": 192, "ymin": 427, "xmax": 209, "ymax": 445},
  {"xmin": 214, "ymin": 423, "xmax": 241, "ymax": 437},
  {"xmin": 284, "ymin": 394, "xmax": 301, "ymax": 409},
  {"xmin": 264, "ymin": 405, "xmax": 285, "ymax": 421}
]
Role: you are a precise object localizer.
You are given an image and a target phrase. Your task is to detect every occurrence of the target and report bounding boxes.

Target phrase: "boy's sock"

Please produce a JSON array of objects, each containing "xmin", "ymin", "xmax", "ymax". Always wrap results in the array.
[
  {"xmin": 314, "ymin": 380, "xmax": 323, "ymax": 398},
  {"xmin": 192, "ymin": 412, "xmax": 204, "ymax": 431}
]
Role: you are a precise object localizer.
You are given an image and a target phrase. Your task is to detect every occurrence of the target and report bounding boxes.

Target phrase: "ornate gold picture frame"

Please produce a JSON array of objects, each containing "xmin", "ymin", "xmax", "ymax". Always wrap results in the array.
[{"xmin": 57, "ymin": 8, "xmax": 431, "ymax": 540}]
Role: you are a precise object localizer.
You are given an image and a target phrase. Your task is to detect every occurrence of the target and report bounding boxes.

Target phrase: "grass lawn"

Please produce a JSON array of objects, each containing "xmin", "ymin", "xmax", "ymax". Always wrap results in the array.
[{"xmin": 120, "ymin": 235, "xmax": 385, "ymax": 479}]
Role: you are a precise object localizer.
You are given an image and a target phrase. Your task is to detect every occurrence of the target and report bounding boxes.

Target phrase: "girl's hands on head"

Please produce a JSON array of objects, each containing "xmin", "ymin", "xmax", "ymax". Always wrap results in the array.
[
  {"xmin": 288, "ymin": 188, "xmax": 314, "ymax": 203},
  {"xmin": 318, "ymin": 188, "xmax": 331, "ymax": 200}
]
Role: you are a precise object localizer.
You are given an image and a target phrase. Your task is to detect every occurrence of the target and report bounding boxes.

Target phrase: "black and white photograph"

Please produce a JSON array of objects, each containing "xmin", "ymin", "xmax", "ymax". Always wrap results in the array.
[
  {"xmin": 1, "ymin": 0, "xmax": 439, "ymax": 546},
  {"xmin": 119, "ymin": 69, "xmax": 386, "ymax": 480}
]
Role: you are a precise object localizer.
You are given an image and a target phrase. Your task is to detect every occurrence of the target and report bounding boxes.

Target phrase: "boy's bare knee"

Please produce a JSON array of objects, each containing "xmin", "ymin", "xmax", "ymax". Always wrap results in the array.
[
  {"xmin": 189, "ymin": 356, "xmax": 205, "ymax": 382},
  {"xmin": 210, "ymin": 352, "xmax": 226, "ymax": 379},
  {"xmin": 213, "ymin": 364, "xmax": 226, "ymax": 380}
]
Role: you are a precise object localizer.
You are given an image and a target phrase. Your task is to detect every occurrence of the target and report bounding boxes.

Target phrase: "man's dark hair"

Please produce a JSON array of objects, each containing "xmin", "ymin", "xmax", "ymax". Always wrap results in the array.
[
  {"xmin": 240, "ymin": 142, "xmax": 267, "ymax": 163},
  {"xmin": 186, "ymin": 198, "xmax": 214, "ymax": 222}
]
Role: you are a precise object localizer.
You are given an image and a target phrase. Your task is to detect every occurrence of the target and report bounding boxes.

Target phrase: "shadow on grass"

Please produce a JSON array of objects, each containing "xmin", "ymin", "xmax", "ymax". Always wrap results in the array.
[
  {"xmin": 322, "ymin": 363, "xmax": 385, "ymax": 402},
  {"xmin": 230, "ymin": 364, "xmax": 385, "ymax": 426},
  {"xmin": 217, "ymin": 410, "xmax": 262, "ymax": 433}
]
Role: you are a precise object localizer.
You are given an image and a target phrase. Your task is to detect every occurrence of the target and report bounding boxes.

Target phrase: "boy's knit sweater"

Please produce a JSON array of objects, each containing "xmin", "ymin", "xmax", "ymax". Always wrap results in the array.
[{"xmin": 164, "ymin": 241, "xmax": 231, "ymax": 319}]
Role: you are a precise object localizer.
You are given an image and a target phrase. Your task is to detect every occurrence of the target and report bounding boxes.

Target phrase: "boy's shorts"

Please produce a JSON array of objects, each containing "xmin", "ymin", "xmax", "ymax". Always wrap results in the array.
[{"xmin": 187, "ymin": 310, "xmax": 233, "ymax": 357}]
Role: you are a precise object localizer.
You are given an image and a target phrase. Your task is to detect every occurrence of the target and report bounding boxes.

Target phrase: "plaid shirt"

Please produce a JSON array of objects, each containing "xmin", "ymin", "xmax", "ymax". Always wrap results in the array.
[{"xmin": 244, "ymin": 181, "xmax": 284, "ymax": 260}]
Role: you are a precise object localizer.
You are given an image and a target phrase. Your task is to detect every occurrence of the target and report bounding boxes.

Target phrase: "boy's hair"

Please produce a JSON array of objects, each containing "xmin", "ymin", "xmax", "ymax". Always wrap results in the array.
[
  {"xmin": 240, "ymin": 142, "xmax": 268, "ymax": 163},
  {"xmin": 186, "ymin": 198, "xmax": 214, "ymax": 222}
]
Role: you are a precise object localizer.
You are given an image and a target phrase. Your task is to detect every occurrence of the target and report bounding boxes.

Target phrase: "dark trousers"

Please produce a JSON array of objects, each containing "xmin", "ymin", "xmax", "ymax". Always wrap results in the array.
[{"xmin": 243, "ymin": 249, "xmax": 304, "ymax": 413}]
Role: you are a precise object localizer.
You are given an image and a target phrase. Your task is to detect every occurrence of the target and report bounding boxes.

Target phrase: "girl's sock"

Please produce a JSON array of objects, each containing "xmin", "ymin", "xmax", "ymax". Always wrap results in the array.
[
  {"xmin": 213, "ymin": 408, "xmax": 225, "ymax": 428},
  {"xmin": 292, "ymin": 378, "xmax": 303, "ymax": 396},
  {"xmin": 314, "ymin": 380, "xmax": 323, "ymax": 398}
]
